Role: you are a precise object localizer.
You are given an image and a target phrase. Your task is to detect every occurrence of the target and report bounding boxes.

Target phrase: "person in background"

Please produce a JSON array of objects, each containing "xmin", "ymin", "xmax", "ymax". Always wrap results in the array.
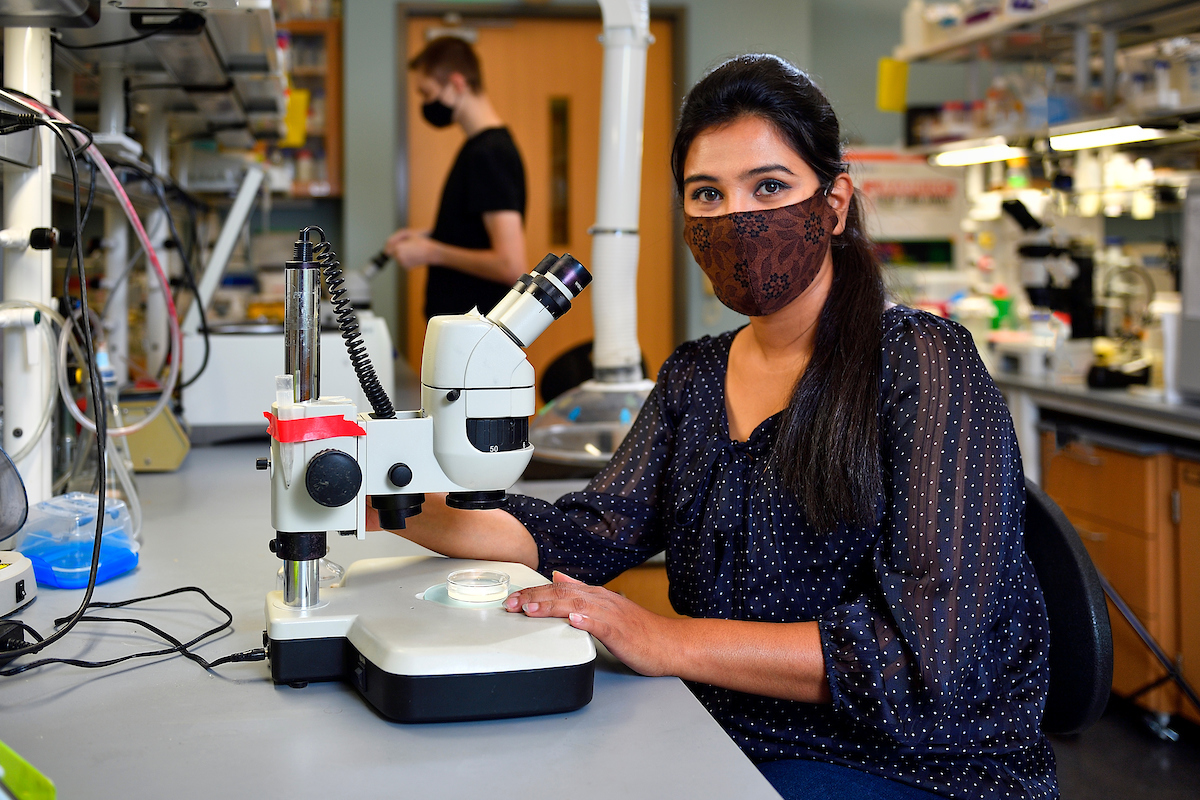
[
  {"xmin": 386, "ymin": 36, "xmax": 528, "ymax": 318},
  {"xmin": 374, "ymin": 54, "xmax": 1054, "ymax": 800}
]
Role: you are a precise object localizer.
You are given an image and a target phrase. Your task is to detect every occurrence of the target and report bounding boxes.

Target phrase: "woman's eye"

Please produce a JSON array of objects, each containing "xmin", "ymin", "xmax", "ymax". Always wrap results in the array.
[
  {"xmin": 692, "ymin": 187, "xmax": 721, "ymax": 203},
  {"xmin": 758, "ymin": 180, "xmax": 786, "ymax": 196}
]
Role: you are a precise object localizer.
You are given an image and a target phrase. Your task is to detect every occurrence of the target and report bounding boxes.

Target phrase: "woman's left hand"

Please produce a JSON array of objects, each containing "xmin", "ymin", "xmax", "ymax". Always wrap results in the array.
[{"xmin": 504, "ymin": 572, "xmax": 678, "ymax": 677}]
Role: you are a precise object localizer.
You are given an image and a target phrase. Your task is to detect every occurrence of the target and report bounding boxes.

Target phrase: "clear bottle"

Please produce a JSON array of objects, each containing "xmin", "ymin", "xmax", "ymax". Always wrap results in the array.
[
  {"xmin": 902, "ymin": 0, "xmax": 927, "ymax": 52},
  {"xmin": 92, "ymin": 348, "xmax": 138, "ymax": 530}
]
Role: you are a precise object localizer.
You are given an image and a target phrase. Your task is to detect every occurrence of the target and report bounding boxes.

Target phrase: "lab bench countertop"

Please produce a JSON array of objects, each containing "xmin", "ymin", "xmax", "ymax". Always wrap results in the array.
[
  {"xmin": 992, "ymin": 372, "xmax": 1200, "ymax": 444},
  {"xmin": 0, "ymin": 443, "xmax": 779, "ymax": 800}
]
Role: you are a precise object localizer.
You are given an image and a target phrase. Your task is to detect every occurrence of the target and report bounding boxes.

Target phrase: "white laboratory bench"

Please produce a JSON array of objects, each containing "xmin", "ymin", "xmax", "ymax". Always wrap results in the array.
[{"xmin": 0, "ymin": 442, "xmax": 780, "ymax": 800}]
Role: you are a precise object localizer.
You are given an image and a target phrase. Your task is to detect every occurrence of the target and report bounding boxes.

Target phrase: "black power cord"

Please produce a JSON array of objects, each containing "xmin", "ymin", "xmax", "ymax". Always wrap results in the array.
[
  {"xmin": 305, "ymin": 226, "xmax": 396, "ymax": 419},
  {"xmin": 106, "ymin": 157, "xmax": 213, "ymax": 388},
  {"xmin": 0, "ymin": 587, "xmax": 265, "ymax": 676},
  {"xmin": 0, "ymin": 91, "xmax": 262, "ymax": 679},
  {"xmin": 0, "ymin": 89, "xmax": 109, "ymax": 661},
  {"xmin": 53, "ymin": 12, "xmax": 193, "ymax": 51}
]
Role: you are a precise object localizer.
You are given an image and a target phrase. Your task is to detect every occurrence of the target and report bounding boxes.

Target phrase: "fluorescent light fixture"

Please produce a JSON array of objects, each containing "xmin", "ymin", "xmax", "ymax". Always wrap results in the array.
[
  {"xmin": 1049, "ymin": 125, "xmax": 1170, "ymax": 151},
  {"xmin": 932, "ymin": 137, "xmax": 1028, "ymax": 167}
]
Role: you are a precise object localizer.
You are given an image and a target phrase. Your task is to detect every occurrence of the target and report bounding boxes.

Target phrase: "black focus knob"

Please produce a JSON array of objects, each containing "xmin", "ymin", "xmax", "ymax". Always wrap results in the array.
[
  {"xmin": 305, "ymin": 449, "xmax": 362, "ymax": 508},
  {"xmin": 388, "ymin": 463, "xmax": 413, "ymax": 488},
  {"xmin": 256, "ymin": 457, "xmax": 270, "ymax": 471}
]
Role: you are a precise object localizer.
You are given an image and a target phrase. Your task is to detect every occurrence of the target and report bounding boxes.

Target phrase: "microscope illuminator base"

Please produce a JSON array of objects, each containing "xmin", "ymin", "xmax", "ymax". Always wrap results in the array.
[{"xmin": 264, "ymin": 555, "xmax": 597, "ymax": 722}]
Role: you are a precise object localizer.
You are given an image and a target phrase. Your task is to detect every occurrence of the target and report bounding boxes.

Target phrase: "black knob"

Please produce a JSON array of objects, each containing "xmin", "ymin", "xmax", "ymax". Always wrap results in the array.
[
  {"xmin": 388, "ymin": 463, "xmax": 413, "ymax": 488},
  {"xmin": 446, "ymin": 389, "xmax": 461, "ymax": 402},
  {"xmin": 256, "ymin": 458, "xmax": 270, "ymax": 471},
  {"xmin": 268, "ymin": 539, "xmax": 278, "ymax": 553},
  {"xmin": 305, "ymin": 449, "xmax": 362, "ymax": 508},
  {"xmin": 29, "ymin": 227, "xmax": 56, "ymax": 250}
]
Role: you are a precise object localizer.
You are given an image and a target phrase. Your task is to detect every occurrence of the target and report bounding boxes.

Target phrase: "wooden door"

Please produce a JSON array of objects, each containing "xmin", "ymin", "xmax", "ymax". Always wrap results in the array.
[{"xmin": 404, "ymin": 15, "xmax": 676, "ymax": 403}]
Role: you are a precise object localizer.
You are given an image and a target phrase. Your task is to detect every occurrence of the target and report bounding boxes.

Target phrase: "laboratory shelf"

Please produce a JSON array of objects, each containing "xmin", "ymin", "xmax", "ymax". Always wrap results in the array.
[{"xmin": 896, "ymin": 0, "xmax": 1200, "ymax": 63}]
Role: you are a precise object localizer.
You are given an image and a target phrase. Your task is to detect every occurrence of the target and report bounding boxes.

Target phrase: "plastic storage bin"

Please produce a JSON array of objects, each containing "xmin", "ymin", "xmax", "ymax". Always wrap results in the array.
[{"xmin": 13, "ymin": 493, "xmax": 138, "ymax": 589}]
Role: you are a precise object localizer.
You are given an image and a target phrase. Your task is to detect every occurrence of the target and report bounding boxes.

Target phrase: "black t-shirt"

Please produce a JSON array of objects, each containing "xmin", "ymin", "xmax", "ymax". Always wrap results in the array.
[{"xmin": 425, "ymin": 127, "xmax": 526, "ymax": 318}]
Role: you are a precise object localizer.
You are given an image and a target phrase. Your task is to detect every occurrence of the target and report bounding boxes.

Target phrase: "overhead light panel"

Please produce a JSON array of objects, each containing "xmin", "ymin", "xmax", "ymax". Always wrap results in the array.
[
  {"xmin": 932, "ymin": 137, "xmax": 1028, "ymax": 167},
  {"xmin": 1049, "ymin": 125, "xmax": 1170, "ymax": 151}
]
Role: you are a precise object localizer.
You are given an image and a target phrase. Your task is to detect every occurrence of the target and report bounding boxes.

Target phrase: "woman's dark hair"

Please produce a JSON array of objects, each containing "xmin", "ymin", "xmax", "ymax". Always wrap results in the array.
[{"xmin": 672, "ymin": 54, "xmax": 886, "ymax": 532}]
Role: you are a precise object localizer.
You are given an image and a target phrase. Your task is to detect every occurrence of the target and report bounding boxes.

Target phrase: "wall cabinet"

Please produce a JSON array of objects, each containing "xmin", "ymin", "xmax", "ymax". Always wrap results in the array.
[
  {"xmin": 1041, "ymin": 431, "xmax": 1180, "ymax": 715},
  {"xmin": 277, "ymin": 18, "xmax": 343, "ymax": 197}
]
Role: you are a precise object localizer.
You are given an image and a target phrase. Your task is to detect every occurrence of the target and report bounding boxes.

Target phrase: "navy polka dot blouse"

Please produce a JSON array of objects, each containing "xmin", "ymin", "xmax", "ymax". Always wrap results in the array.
[{"xmin": 504, "ymin": 305, "xmax": 1055, "ymax": 800}]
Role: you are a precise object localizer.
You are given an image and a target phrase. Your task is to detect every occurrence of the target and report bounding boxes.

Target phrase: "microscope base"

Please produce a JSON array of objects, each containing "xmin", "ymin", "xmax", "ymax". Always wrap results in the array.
[{"xmin": 264, "ymin": 555, "xmax": 597, "ymax": 723}]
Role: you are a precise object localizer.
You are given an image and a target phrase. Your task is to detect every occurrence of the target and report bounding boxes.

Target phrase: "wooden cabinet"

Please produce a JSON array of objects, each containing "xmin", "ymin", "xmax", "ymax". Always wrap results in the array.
[
  {"xmin": 1177, "ymin": 457, "xmax": 1200, "ymax": 725},
  {"xmin": 277, "ymin": 19, "xmax": 343, "ymax": 197},
  {"xmin": 1041, "ymin": 431, "xmax": 1180, "ymax": 714},
  {"xmin": 605, "ymin": 564, "xmax": 684, "ymax": 619}
]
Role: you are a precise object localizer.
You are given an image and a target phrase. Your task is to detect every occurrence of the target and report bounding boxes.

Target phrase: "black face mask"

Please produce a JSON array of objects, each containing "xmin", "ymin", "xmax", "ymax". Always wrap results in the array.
[{"xmin": 421, "ymin": 99, "xmax": 454, "ymax": 128}]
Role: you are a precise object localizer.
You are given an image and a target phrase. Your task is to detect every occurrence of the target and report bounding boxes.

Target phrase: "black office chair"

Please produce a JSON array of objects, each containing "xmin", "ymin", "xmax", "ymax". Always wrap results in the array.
[{"xmin": 1023, "ymin": 480, "xmax": 1113, "ymax": 735}]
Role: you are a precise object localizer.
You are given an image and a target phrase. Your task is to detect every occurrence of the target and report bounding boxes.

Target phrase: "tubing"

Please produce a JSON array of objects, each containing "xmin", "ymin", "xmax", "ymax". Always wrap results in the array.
[{"xmin": 13, "ymin": 94, "xmax": 183, "ymax": 437}]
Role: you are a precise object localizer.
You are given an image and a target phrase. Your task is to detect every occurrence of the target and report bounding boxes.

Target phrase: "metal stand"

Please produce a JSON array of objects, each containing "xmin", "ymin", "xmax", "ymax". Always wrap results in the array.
[
  {"xmin": 2, "ymin": 27, "xmax": 54, "ymax": 505},
  {"xmin": 1099, "ymin": 572, "xmax": 1200, "ymax": 740}
]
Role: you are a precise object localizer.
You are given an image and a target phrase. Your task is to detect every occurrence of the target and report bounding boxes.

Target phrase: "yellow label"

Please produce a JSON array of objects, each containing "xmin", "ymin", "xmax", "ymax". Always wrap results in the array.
[{"xmin": 876, "ymin": 57, "xmax": 909, "ymax": 113}]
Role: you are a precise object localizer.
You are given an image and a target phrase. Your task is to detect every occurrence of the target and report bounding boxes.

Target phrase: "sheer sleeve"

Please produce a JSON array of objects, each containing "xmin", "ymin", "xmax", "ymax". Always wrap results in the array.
[
  {"xmin": 503, "ymin": 346, "xmax": 697, "ymax": 584},
  {"xmin": 817, "ymin": 311, "xmax": 1035, "ymax": 745}
]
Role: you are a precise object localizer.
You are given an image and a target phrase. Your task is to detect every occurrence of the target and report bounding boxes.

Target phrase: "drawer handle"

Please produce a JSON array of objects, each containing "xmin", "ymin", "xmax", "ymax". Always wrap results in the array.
[
  {"xmin": 1063, "ymin": 443, "xmax": 1104, "ymax": 467},
  {"xmin": 1183, "ymin": 465, "xmax": 1200, "ymax": 486},
  {"xmin": 1078, "ymin": 528, "xmax": 1106, "ymax": 543}
]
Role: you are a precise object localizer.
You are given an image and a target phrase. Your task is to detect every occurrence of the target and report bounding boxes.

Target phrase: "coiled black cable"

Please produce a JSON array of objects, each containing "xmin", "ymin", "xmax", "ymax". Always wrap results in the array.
[{"xmin": 311, "ymin": 236, "xmax": 396, "ymax": 419}]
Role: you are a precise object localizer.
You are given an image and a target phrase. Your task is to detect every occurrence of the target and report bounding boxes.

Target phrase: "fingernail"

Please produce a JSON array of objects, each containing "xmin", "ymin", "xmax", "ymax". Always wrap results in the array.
[
  {"xmin": 504, "ymin": 595, "xmax": 518, "ymax": 609},
  {"xmin": 569, "ymin": 613, "xmax": 584, "ymax": 623},
  {"xmin": 523, "ymin": 602, "xmax": 539, "ymax": 613}
]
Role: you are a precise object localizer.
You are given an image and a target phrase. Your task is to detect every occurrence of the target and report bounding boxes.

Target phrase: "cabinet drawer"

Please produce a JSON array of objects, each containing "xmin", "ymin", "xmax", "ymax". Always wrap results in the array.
[
  {"xmin": 1070, "ymin": 513, "xmax": 1157, "ymax": 618},
  {"xmin": 1110, "ymin": 603, "xmax": 1176, "ymax": 714},
  {"xmin": 1041, "ymin": 432, "xmax": 1162, "ymax": 535},
  {"xmin": 606, "ymin": 565, "xmax": 685, "ymax": 619}
]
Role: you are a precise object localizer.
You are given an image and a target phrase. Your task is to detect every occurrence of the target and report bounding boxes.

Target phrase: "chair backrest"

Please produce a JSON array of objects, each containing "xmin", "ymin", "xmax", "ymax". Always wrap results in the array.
[{"xmin": 1023, "ymin": 479, "xmax": 1113, "ymax": 735}]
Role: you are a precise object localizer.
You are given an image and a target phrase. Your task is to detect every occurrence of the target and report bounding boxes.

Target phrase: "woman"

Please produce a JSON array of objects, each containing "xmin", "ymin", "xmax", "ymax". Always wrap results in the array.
[{"xmin": 381, "ymin": 54, "xmax": 1055, "ymax": 800}]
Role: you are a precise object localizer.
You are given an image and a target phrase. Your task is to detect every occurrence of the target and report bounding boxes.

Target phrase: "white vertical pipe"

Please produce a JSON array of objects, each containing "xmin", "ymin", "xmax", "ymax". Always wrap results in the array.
[
  {"xmin": 103, "ymin": 209, "xmax": 130, "ymax": 385},
  {"xmin": 1101, "ymin": 28, "xmax": 1118, "ymax": 110},
  {"xmin": 591, "ymin": 0, "xmax": 651, "ymax": 376},
  {"xmin": 1073, "ymin": 26, "xmax": 1090, "ymax": 100},
  {"xmin": 143, "ymin": 102, "xmax": 170, "ymax": 377},
  {"xmin": 98, "ymin": 62, "xmax": 124, "ymax": 138},
  {"xmin": 2, "ymin": 27, "xmax": 54, "ymax": 504},
  {"xmin": 99, "ymin": 63, "xmax": 130, "ymax": 384},
  {"xmin": 53, "ymin": 58, "xmax": 74, "ymax": 120}
]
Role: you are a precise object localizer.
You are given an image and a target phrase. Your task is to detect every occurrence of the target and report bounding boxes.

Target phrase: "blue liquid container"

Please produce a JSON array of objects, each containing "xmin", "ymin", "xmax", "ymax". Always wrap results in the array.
[{"xmin": 13, "ymin": 492, "xmax": 138, "ymax": 589}]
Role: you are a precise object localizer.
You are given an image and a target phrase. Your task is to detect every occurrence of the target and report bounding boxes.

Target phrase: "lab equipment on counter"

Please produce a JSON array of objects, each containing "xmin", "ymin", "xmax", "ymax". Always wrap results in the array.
[
  {"xmin": 260, "ymin": 227, "xmax": 596, "ymax": 722},
  {"xmin": 12, "ymin": 493, "xmax": 136, "ymax": 589},
  {"xmin": 0, "ymin": 447, "xmax": 35, "ymax": 617}
]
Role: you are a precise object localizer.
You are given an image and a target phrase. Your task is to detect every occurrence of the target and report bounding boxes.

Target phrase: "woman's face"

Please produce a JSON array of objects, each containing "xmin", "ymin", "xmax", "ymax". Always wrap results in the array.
[{"xmin": 682, "ymin": 115, "xmax": 822, "ymax": 217}]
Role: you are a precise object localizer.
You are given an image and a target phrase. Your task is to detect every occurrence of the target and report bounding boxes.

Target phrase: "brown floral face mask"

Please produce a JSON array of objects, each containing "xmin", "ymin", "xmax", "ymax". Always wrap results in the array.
[{"xmin": 683, "ymin": 190, "xmax": 838, "ymax": 317}]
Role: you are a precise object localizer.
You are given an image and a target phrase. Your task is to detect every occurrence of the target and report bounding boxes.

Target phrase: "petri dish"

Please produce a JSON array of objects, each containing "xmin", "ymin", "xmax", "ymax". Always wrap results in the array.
[{"xmin": 446, "ymin": 569, "xmax": 510, "ymax": 603}]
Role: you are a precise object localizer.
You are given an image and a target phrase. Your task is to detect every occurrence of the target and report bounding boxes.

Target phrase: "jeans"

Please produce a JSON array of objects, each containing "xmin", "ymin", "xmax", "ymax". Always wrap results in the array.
[{"xmin": 758, "ymin": 759, "xmax": 945, "ymax": 800}]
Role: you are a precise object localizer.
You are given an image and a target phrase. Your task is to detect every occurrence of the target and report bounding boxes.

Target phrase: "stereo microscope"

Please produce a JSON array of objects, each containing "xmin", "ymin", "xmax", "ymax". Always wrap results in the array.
[{"xmin": 259, "ymin": 227, "xmax": 596, "ymax": 722}]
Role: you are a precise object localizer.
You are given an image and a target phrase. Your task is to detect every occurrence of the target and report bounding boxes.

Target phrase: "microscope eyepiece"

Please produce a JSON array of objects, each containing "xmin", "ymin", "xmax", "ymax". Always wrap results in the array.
[
  {"xmin": 544, "ymin": 254, "xmax": 591, "ymax": 298},
  {"xmin": 486, "ymin": 254, "xmax": 592, "ymax": 347}
]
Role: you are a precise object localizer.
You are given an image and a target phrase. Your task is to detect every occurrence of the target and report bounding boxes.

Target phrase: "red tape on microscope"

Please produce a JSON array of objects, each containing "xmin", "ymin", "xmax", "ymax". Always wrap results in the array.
[{"xmin": 264, "ymin": 411, "xmax": 366, "ymax": 443}]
